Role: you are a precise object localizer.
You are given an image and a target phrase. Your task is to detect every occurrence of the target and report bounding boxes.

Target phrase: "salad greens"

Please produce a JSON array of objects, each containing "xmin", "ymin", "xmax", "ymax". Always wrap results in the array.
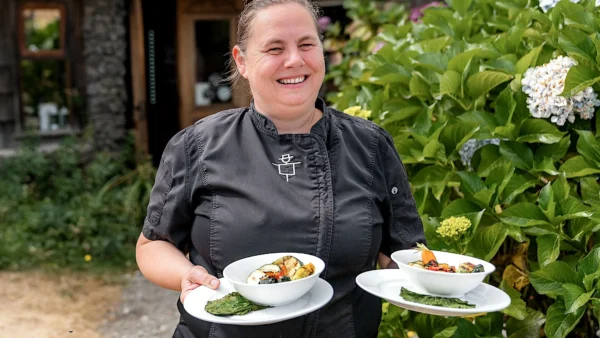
[
  {"xmin": 400, "ymin": 287, "xmax": 476, "ymax": 309},
  {"xmin": 205, "ymin": 292, "xmax": 269, "ymax": 316}
]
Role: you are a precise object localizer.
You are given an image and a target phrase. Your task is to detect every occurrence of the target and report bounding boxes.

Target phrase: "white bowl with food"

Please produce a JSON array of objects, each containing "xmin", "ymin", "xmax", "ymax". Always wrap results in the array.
[
  {"xmin": 223, "ymin": 252, "xmax": 325, "ymax": 307},
  {"xmin": 391, "ymin": 245, "xmax": 495, "ymax": 297}
]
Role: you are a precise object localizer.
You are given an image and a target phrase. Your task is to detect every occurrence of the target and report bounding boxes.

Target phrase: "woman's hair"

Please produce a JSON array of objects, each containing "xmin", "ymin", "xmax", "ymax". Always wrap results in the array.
[{"xmin": 225, "ymin": 0, "xmax": 324, "ymax": 84}]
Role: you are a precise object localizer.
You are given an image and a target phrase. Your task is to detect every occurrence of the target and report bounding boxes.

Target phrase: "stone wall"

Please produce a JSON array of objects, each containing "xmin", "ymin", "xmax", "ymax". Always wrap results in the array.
[{"xmin": 83, "ymin": 0, "xmax": 128, "ymax": 150}]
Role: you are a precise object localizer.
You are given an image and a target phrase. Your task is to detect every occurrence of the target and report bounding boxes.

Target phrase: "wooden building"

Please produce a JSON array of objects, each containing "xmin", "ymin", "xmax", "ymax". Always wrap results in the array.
[{"xmin": 0, "ymin": 0, "xmax": 348, "ymax": 163}]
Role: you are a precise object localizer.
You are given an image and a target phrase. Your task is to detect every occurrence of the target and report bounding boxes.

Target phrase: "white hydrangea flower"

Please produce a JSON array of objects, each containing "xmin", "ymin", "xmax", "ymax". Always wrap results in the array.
[
  {"xmin": 521, "ymin": 55, "xmax": 600, "ymax": 126},
  {"xmin": 539, "ymin": 0, "xmax": 581, "ymax": 12}
]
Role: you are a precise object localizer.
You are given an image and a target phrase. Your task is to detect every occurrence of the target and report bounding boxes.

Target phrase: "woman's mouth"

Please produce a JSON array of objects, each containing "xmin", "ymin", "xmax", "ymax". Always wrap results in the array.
[{"xmin": 277, "ymin": 75, "xmax": 308, "ymax": 84}]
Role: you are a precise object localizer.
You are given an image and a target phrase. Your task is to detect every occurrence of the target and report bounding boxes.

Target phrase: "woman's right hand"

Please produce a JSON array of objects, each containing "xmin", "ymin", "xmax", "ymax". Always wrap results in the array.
[{"xmin": 180, "ymin": 265, "xmax": 221, "ymax": 303}]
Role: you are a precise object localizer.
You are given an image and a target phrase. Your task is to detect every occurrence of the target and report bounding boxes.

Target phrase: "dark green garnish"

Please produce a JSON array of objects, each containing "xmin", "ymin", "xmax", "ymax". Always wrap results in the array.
[
  {"xmin": 400, "ymin": 287, "xmax": 476, "ymax": 309},
  {"xmin": 205, "ymin": 292, "xmax": 269, "ymax": 316}
]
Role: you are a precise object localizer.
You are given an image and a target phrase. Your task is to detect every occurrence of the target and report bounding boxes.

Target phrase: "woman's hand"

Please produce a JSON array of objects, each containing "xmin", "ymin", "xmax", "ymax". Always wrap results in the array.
[
  {"xmin": 180, "ymin": 265, "xmax": 221, "ymax": 303},
  {"xmin": 378, "ymin": 252, "xmax": 398, "ymax": 269}
]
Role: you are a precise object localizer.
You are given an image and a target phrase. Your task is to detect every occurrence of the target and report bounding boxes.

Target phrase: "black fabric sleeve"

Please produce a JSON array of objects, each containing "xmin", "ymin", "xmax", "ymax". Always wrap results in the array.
[
  {"xmin": 142, "ymin": 128, "xmax": 196, "ymax": 252},
  {"xmin": 378, "ymin": 131, "xmax": 426, "ymax": 256}
]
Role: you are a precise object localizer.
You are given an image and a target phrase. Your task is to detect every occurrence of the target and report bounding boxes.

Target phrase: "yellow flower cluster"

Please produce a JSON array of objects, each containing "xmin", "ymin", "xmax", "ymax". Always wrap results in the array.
[
  {"xmin": 343, "ymin": 106, "xmax": 372, "ymax": 119},
  {"xmin": 436, "ymin": 216, "xmax": 471, "ymax": 238}
]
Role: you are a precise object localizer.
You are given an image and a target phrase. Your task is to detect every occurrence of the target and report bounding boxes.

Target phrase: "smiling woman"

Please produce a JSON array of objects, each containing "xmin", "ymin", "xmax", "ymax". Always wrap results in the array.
[
  {"xmin": 231, "ymin": 1, "xmax": 326, "ymax": 133},
  {"xmin": 135, "ymin": 1, "xmax": 426, "ymax": 337}
]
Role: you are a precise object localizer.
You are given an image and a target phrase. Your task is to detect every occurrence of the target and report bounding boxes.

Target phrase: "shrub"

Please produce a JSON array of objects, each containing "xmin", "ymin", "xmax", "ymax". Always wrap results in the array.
[
  {"xmin": 0, "ymin": 134, "xmax": 155, "ymax": 271},
  {"xmin": 326, "ymin": 0, "xmax": 600, "ymax": 337}
]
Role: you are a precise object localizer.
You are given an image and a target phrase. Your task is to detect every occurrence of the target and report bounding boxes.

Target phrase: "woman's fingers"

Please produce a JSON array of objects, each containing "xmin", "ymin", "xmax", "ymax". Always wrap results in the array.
[
  {"xmin": 180, "ymin": 265, "xmax": 221, "ymax": 303},
  {"xmin": 188, "ymin": 266, "xmax": 220, "ymax": 289}
]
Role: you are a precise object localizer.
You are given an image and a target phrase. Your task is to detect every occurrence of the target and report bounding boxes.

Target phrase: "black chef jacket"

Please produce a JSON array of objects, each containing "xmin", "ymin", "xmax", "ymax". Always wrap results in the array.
[{"xmin": 142, "ymin": 98, "xmax": 426, "ymax": 338}]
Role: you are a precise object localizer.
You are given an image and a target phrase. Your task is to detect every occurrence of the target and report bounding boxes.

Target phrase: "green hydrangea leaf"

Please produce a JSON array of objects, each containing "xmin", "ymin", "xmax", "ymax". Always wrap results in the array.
[
  {"xmin": 516, "ymin": 45, "xmax": 544, "ymax": 74},
  {"xmin": 501, "ymin": 202, "xmax": 550, "ymax": 227},
  {"xmin": 466, "ymin": 71, "xmax": 513, "ymax": 99},
  {"xmin": 558, "ymin": 156, "xmax": 600, "ymax": 178},
  {"xmin": 578, "ymin": 247, "xmax": 600, "ymax": 276},
  {"xmin": 544, "ymin": 299, "xmax": 586, "ymax": 338},
  {"xmin": 562, "ymin": 283, "xmax": 593, "ymax": 314},
  {"xmin": 506, "ymin": 308, "xmax": 545, "ymax": 338},
  {"xmin": 500, "ymin": 281, "xmax": 528, "ymax": 320},
  {"xmin": 467, "ymin": 222, "xmax": 508, "ymax": 261},
  {"xmin": 535, "ymin": 136, "xmax": 570, "ymax": 162},
  {"xmin": 560, "ymin": 64, "xmax": 600, "ymax": 98},
  {"xmin": 530, "ymin": 261, "xmax": 581, "ymax": 295},
  {"xmin": 499, "ymin": 141, "xmax": 534, "ymax": 170},
  {"xmin": 440, "ymin": 70, "xmax": 463, "ymax": 96},
  {"xmin": 537, "ymin": 234, "xmax": 560, "ymax": 268},
  {"xmin": 517, "ymin": 119, "xmax": 565, "ymax": 144}
]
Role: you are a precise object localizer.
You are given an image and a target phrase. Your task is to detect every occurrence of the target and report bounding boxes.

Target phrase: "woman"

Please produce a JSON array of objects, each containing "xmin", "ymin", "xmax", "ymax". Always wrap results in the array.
[{"xmin": 136, "ymin": 0, "xmax": 425, "ymax": 337}]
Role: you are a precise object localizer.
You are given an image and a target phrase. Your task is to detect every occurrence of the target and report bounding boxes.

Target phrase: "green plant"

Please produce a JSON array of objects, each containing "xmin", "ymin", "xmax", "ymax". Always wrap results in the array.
[
  {"xmin": 0, "ymin": 134, "xmax": 156, "ymax": 272},
  {"xmin": 327, "ymin": 0, "xmax": 600, "ymax": 337}
]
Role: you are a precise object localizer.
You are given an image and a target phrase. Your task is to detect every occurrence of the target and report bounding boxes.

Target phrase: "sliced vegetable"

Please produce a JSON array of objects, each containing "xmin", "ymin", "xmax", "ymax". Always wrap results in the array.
[{"xmin": 416, "ymin": 243, "xmax": 438, "ymax": 265}]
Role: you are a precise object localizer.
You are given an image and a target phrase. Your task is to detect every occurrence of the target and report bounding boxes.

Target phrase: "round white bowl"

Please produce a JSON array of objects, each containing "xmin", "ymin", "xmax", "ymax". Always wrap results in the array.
[
  {"xmin": 391, "ymin": 249, "xmax": 495, "ymax": 297},
  {"xmin": 223, "ymin": 252, "xmax": 325, "ymax": 307}
]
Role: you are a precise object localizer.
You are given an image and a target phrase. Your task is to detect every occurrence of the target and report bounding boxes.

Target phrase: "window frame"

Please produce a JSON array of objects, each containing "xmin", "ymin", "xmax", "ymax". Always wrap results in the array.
[
  {"xmin": 176, "ymin": 0, "xmax": 250, "ymax": 128},
  {"xmin": 15, "ymin": 1, "xmax": 79, "ymax": 135},
  {"xmin": 18, "ymin": 2, "xmax": 67, "ymax": 59}
]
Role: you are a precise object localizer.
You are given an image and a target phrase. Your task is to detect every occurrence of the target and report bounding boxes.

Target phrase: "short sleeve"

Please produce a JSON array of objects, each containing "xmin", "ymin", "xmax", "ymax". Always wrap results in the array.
[
  {"xmin": 142, "ymin": 128, "xmax": 195, "ymax": 252},
  {"xmin": 378, "ymin": 131, "xmax": 426, "ymax": 256}
]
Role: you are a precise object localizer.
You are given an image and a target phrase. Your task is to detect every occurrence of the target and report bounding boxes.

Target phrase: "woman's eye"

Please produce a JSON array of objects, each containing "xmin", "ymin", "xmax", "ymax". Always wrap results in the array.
[
  {"xmin": 300, "ymin": 44, "xmax": 314, "ymax": 48},
  {"xmin": 268, "ymin": 48, "xmax": 283, "ymax": 52}
]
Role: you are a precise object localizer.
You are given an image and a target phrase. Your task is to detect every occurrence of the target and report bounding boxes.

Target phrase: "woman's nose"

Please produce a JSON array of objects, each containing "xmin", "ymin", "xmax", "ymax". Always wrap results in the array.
[{"xmin": 284, "ymin": 47, "xmax": 305, "ymax": 68}]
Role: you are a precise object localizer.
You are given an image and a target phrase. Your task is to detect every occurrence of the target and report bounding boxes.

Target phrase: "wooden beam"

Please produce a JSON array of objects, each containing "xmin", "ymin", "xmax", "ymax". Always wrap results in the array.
[{"xmin": 129, "ymin": 0, "xmax": 149, "ymax": 154}]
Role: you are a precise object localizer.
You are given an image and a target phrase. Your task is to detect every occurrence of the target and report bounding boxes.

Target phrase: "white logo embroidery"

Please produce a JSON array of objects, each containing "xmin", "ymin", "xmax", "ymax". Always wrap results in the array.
[{"xmin": 272, "ymin": 154, "xmax": 301, "ymax": 182}]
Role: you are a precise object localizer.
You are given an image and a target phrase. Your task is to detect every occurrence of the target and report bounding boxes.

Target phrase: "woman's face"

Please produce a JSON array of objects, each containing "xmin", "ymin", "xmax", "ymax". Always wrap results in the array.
[{"xmin": 233, "ymin": 3, "xmax": 325, "ymax": 119}]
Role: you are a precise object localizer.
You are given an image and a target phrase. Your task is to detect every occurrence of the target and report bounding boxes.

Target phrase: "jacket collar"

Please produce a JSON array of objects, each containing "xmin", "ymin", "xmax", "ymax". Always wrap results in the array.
[{"xmin": 249, "ymin": 98, "xmax": 330, "ymax": 142}]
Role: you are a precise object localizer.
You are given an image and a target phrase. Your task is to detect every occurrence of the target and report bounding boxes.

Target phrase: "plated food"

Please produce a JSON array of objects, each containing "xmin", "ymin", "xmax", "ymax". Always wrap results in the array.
[
  {"xmin": 391, "ymin": 247, "xmax": 495, "ymax": 297},
  {"xmin": 223, "ymin": 252, "xmax": 325, "ymax": 307},
  {"xmin": 408, "ymin": 244, "xmax": 485, "ymax": 273}
]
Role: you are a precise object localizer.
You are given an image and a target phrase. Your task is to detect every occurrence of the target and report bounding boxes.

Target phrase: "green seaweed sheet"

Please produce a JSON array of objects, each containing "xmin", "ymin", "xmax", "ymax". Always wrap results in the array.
[
  {"xmin": 400, "ymin": 287, "xmax": 476, "ymax": 309},
  {"xmin": 205, "ymin": 292, "xmax": 269, "ymax": 316}
]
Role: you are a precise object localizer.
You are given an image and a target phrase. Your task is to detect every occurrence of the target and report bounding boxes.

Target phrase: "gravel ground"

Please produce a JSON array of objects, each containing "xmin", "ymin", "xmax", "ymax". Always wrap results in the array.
[{"xmin": 99, "ymin": 270, "xmax": 181, "ymax": 338}]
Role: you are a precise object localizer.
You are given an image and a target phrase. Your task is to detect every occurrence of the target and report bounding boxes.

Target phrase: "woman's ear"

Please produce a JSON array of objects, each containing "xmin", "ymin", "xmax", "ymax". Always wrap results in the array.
[{"xmin": 232, "ymin": 45, "xmax": 248, "ymax": 79}]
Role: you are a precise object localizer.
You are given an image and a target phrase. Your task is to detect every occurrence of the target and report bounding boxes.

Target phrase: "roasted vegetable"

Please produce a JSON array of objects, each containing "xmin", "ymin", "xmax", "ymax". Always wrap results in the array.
[
  {"xmin": 291, "ymin": 263, "xmax": 315, "ymax": 280},
  {"xmin": 416, "ymin": 243, "xmax": 437, "ymax": 265},
  {"xmin": 458, "ymin": 262, "xmax": 485, "ymax": 273},
  {"xmin": 247, "ymin": 264, "xmax": 283, "ymax": 284},
  {"xmin": 400, "ymin": 287, "xmax": 476, "ymax": 309},
  {"xmin": 205, "ymin": 292, "xmax": 269, "ymax": 316},
  {"xmin": 273, "ymin": 256, "xmax": 303, "ymax": 278}
]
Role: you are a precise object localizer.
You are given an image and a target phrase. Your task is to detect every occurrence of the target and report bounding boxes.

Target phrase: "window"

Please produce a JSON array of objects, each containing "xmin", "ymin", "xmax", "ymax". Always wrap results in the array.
[
  {"xmin": 193, "ymin": 20, "xmax": 233, "ymax": 107},
  {"xmin": 17, "ymin": 3, "xmax": 78, "ymax": 133}
]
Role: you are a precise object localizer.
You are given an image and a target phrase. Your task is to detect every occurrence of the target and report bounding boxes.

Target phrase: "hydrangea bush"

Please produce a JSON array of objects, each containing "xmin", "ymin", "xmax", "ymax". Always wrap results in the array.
[{"xmin": 325, "ymin": 0, "xmax": 600, "ymax": 337}]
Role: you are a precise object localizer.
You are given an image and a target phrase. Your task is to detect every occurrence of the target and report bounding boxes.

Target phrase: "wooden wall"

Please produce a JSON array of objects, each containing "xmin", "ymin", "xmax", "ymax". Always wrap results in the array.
[{"xmin": 0, "ymin": 0, "xmax": 19, "ymax": 148}]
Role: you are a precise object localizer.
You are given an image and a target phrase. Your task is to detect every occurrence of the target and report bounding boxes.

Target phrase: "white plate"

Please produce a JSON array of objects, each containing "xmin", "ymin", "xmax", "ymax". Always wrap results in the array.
[
  {"xmin": 183, "ymin": 277, "xmax": 334, "ymax": 325},
  {"xmin": 356, "ymin": 270, "xmax": 510, "ymax": 317}
]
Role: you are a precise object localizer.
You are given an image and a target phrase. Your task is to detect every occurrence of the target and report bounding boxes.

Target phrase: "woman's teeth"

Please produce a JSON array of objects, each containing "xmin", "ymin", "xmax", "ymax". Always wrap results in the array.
[{"xmin": 278, "ymin": 76, "xmax": 306, "ymax": 84}]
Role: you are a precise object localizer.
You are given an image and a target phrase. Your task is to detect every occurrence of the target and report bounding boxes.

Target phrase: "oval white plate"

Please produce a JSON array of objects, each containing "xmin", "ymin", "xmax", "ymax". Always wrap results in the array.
[
  {"xmin": 183, "ymin": 277, "xmax": 333, "ymax": 325},
  {"xmin": 356, "ymin": 270, "xmax": 511, "ymax": 317}
]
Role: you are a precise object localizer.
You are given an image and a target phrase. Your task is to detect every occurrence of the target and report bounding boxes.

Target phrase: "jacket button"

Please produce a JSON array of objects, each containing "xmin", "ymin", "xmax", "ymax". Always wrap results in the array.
[{"xmin": 391, "ymin": 186, "xmax": 398, "ymax": 195}]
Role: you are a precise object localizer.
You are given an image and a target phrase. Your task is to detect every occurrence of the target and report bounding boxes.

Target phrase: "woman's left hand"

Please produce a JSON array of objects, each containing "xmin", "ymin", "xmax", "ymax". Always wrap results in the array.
[{"xmin": 377, "ymin": 252, "xmax": 398, "ymax": 269}]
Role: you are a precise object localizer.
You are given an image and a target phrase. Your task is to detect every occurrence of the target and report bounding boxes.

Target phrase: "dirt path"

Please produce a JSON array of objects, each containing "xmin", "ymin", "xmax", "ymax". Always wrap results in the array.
[
  {"xmin": 0, "ymin": 270, "xmax": 121, "ymax": 338},
  {"xmin": 0, "ymin": 270, "xmax": 180, "ymax": 338}
]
